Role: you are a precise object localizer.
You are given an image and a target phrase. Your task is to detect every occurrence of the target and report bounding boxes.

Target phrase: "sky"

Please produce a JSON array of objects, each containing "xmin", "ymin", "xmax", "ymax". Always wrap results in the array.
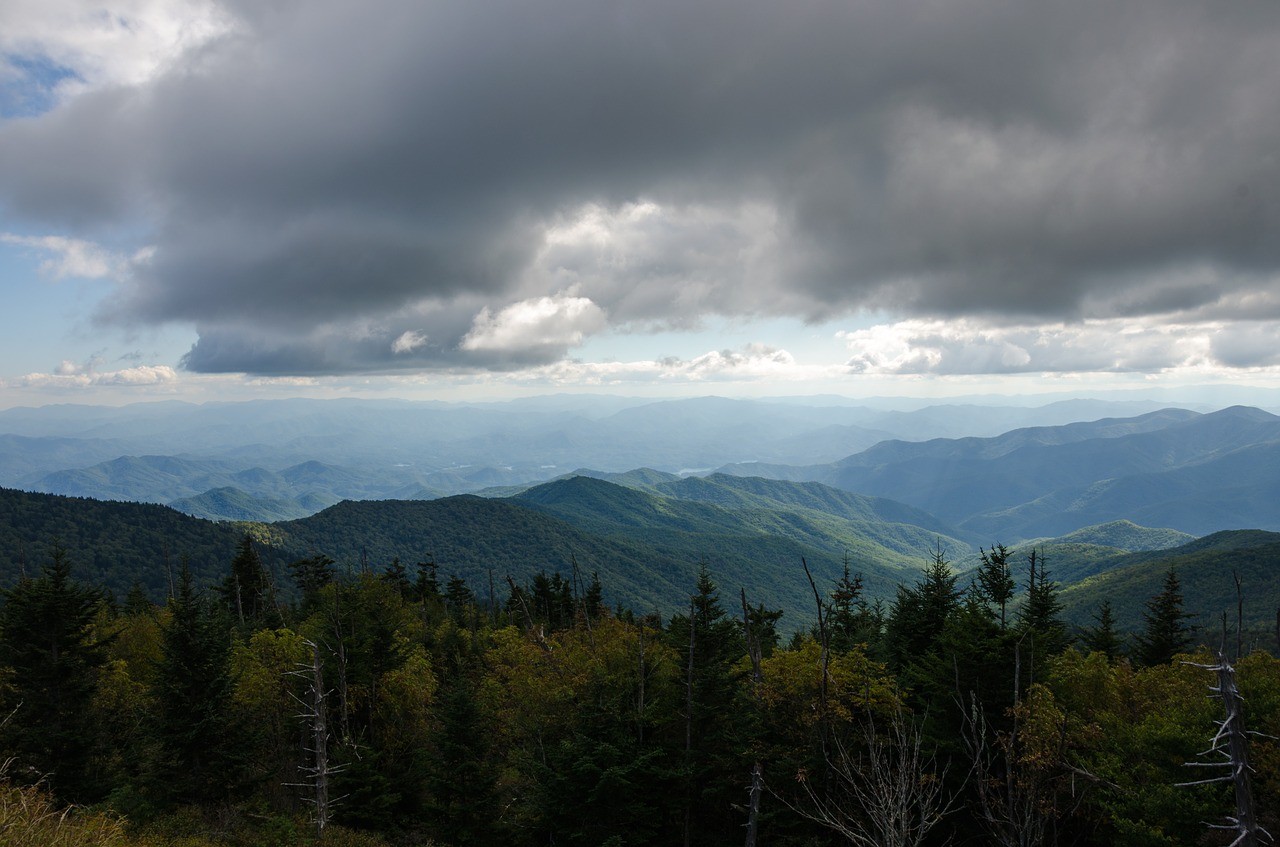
[{"xmin": 1, "ymin": 0, "xmax": 1279, "ymax": 409}]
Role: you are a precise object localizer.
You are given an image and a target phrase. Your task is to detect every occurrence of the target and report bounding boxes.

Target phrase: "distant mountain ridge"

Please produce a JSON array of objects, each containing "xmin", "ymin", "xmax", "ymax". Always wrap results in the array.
[
  {"xmin": 0, "ymin": 396, "xmax": 1202, "ymax": 523},
  {"xmin": 717, "ymin": 406, "xmax": 1280, "ymax": 540}
]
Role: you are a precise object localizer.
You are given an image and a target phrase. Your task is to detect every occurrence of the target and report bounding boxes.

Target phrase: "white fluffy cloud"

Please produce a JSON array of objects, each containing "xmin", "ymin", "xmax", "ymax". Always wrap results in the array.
[
  {"xmin": 1, "ymin": 0, "xmax": 235, "ymax": 104},
  {"xmin": 0, "ymin": 232, "xmax": 147, "ymax": 279},
  {"xmin": 391, "ymin": 330, "xmax": 428, "ymax": 354},
  {"xmin": 461, "ymin": 293, "xmax": 607, "ymax": 355},
  {"xmin": 838, "ymin": 319, "xmax": 1224, "ymax": 375},
  {"xmin": 12, "ymin": 359, "xmax": 178, "ymax": 388}
]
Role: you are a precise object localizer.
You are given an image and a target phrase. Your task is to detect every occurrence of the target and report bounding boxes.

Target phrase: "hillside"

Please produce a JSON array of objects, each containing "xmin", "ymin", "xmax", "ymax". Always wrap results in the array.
[
  {"xmin": 0, "ymin": 487, "xmax": 257, "ymax": 597},
  {"xmin": 0, "ymin": 473, "xmax": 971, "ymax": 626},
  {"xmin": 1057, "ymin": 530, "xmax": 1280, "ymax": 632}
]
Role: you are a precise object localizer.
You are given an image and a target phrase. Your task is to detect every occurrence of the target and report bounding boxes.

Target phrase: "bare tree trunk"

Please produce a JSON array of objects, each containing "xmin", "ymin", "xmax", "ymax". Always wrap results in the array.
[
  {"xmin": 801, "ymin": 558, "xmax": 829, "ymax": 713},
  {"xmin": 311, "ymin": 641, "xmax": 330, "ymax": 835},
  {"xmin": 1180, "ymin": 647, "xmax": 1268, "ymax": 846},
  {"xmin": 288, "ymin": 640, "xmax": 342, "ymax": 836}
]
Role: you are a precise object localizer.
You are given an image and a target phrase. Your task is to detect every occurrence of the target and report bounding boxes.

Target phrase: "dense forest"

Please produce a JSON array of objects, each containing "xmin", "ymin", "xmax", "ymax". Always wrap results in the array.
[{"xmin": 1, "ymin": 533, "xmax": 1277, "ymax": 847}]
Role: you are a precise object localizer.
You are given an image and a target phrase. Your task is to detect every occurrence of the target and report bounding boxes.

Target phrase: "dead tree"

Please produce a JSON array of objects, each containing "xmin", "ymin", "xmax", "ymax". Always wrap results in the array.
[
  {"xmin": 287, "ymin": 639, "xmax": 347, "ymax": 836},
  {"xmin": 792, "ymin": 707, "xmax": 956, "ymax": 847},
  {"xmin": 1178, "ymin": 650, "xmax": 1272, "ymax": 846}
]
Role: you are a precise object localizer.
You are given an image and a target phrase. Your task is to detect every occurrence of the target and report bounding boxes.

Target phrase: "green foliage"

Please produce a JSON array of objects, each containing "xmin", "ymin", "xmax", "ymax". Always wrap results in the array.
[
  {"xmin": 151, "ymin": 564, "xmax": 238, "ymax": 806},
  {"xmin": 976, "ymin": 542, "xmax": 1016, "ymax": 628},
  {"xmin": 1133, "ymin": 566, "xmax": 1195, "ymax": 667},
  {"xmin": 0, "ymin": 545, "xmax": 108, "ymax": 801},
  {"xmin": 0, "ymin": 487, "xmax": 253, "ymax": 603},
  {"xmin": 1080, "ymin": 600, "xmax": 1124, "ymax": 660}
]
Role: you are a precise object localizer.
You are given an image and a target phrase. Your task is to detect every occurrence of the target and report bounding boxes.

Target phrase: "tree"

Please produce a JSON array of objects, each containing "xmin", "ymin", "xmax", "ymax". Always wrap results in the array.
[
  {"xmin": 0, "ymin": 545, "xmax": 107, "ymax": 801},
  {"xmin": 152, "ymin": 562, "xmax": 238, "ymax": 805},
  {"xmin": 977, "ymin": 544, "xmax": 1017, "ymax": 629},
  {"xmin": 667, "ymin": 566, "xmax": 748, "ymax": 846},
  {"xmin": 885, "ymin": 547, "xmax": 960, "ymax": 673},
  {"xmin": 221, "ymin": 534, "xmax": 276, "ymax": 627},
  {"xmin": 288, "ymin": 554, "xmax": 335, "ymax": 604},
  {"xmin": 1134, "ymin": 566, "xmax": 1194, "ymax": 666},
  {"xmin": 1016, "ymin": 549, "xmax": 1067, "ymax": 660},
  {"xmin": 827, "ymin": 562, "xmax": 876, "ymax": 652},
  {"xmin": 1080, "ymin": 600, "xmax": 1123, "ymax": 661},
  {"xmin": 793, "ymin": 708, "xmax": 957, "ymax": 847}
]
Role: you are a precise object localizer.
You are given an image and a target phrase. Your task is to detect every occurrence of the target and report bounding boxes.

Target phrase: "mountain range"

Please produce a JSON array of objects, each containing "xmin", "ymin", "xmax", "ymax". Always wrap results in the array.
[
  {"xmin": 0, "ymin": 395, "xmax": 1201, "ymax": 523},
  {"xmin": 718, "ymin": 405, "xmax": 1280, "ymax": 539}
]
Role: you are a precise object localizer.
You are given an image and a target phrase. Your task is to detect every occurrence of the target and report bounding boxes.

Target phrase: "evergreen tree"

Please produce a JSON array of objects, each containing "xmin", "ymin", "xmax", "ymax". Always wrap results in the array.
[
  {"xmin": 885, "ymin": 547, "xmax": 960, "ymax": 671},
  {"xmin": 976, "ymin": 543, "xmax": 1016, "ymax": 628},
  {"xmin": 667, "ymin": 566, "xmax": 748, "ymax": 845},
  {"xmin": 1016, "ymin": 548, "xmax": 1068, "ymax": 658},
  {"xmin": 414, "ymin": 558, "xmax": 441, "ymax": 602},
  {"xmin": 445, "ymin": 574, "xmax": 476, "ymax": 625},
  {"xmin": 0, "ymin": 545, "xmax": 107, "ymax": 801},
  {"xmin": 221, "ymin": 534, "xmax": 276, "ymax": 627},
  {"xmin": 1081, "ymin": 600, "xmax": 1124, "ymax": 661},
  {"xmin": 380, "ymin": 557, "xmax": 412, "ymax": 600},
  {"xmin": 425, "ymin": 674, "xmax": 501, "ymax": 845},
  {"xmin": 827, "ymin": 562, "xmax": 875, "ymax": 652},
  {"xmin": 288, "ymin": 553, "xmax": 335, "ymax": 602},
  {"xmin": 1134, "ymin": 566, "xmax": 1195, "ymax": 666},
  {"xmin": 122, "ymin": 580, "xmax": 154, "ymax": 617},
  {"xmin": 153, "ymin": 562, "xmax": 237, "ymax": 805}
]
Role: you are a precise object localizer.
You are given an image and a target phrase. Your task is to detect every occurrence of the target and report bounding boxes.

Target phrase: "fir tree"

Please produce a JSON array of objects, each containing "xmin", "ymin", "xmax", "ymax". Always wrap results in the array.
[
  {"xmin": 0, "ymin": 545, "xmax": 107, "ymax": 801},
  {"xmin": 668, "ymin": 566, "xmax": 748, "ymax": 845},
  {"xmin": 1016, "ymin": 548, "xmax": 1068, "ymax": 658},
  {"xmin": 289, "ymin": 553, "xmax": 335, "ymax": 601},
  {"xmin": 153, "ymin": 562, "xmax": 237, "ymax": 805},
  {"xmin": 885, "ymin": 546, "xmax": 960, "ymax": 671},
  {"xmin": 1134, "ymin": 566, "xmax": 1195, "ymax": 666},
  {"xmin": 827, "ymin": 561, "xmax": 874, "ymax": 652},
  {"xmin": 1081, "ymin": 600, "xmax": 1124, "ymax": 661},
  {"xmin": 221, "ymin": 534, "xmax": 276, "ymax": 627},
  {"xmin": 976, "ymin": 543, "xmax": 1016, "ymax": 628}
]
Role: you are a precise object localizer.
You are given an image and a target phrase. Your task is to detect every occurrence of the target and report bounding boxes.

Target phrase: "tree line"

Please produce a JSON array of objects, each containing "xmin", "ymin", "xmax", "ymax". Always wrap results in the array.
[{"xmin": 0, "ymin": 535, "xmax": 1276, "ymax": 846}]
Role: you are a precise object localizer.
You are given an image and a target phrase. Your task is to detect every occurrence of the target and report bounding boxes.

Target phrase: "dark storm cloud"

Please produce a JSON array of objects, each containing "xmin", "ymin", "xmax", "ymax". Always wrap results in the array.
[{"xmin": 2, "ymin": 0, "xmax": 1278, "ymax": 374}]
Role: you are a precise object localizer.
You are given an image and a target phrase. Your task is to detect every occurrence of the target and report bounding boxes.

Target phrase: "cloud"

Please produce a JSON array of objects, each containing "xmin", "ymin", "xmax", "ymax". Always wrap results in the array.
[
  {"xmin": 0, "ymin": 232, "xmax": 144, "ymax": 278},
  {"xmin": 837, "ymin": 319, "xmax": 1233, "ymax": 375},
  {"xmin": 11, "ymin": 358, "xmax": 179, "ymax": 388},
  {"xmin": 501, "ymin": 343, "xmax": 817, "ymax": 386},
  {"xmin": 460, "ymin": 293, "xmax": 607, "ymax": 357},
  {"xmin": 1, "ymin": 0, "xmax": 235, "ymax": 110},
  {"xmin": 1, "ymin": 0, "xmax": 1278, "ymax": 375},
  {"xmin": 391, "ymin": 330, "xmax": 428, "ymax": 354}
]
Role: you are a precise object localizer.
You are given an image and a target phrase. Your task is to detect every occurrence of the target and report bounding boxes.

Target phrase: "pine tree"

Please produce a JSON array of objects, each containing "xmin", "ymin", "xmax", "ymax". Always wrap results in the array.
[
  {"xmin": 153, "ymin": 563, "xmax": 237, "ymax": 805},
  {"xmin": 885, "ymin": 547, "xmax": 960, "ymax": 671},
  {"xmin": 221, "ymin": 534, "xmax": 275, "ymax": 627},
  {"xmin": 1134, "ymin": 566, "xmax": 1195, "ymax": 666},
  {"xmin": 425, "ymin": 675, "xmax": 501, "ymax": 845},
  {"xmin": 0, "ymin": 545, "xmax": 107, "ymax": 801},
  {"xmin": 668, "ymin": 566, "xmax": 748, "ymax": 846},
  {"xmin": 827, "ymin": 562, "xmax": 874, "ymax": 652},
  {"xmin": 976, "ymin": 543, "xmax": 1016, "ymax": 629},
  {"xmin": 1080, "ymin": 600, "xmax": 1124, "ymax": 661},
  {"xmin": 289, "ymin": 554, "xmax": 335, "ymax": 601},
  {"xmin": 1016, "ymin": 549, "xmax": 1067, "ymax": 658}
]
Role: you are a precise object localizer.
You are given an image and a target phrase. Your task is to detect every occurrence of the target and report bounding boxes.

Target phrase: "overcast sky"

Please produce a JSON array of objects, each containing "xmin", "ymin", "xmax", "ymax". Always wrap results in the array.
[{"xmin": 2, "ymin": 0, "xmax": 1279, "ymax": 408}]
